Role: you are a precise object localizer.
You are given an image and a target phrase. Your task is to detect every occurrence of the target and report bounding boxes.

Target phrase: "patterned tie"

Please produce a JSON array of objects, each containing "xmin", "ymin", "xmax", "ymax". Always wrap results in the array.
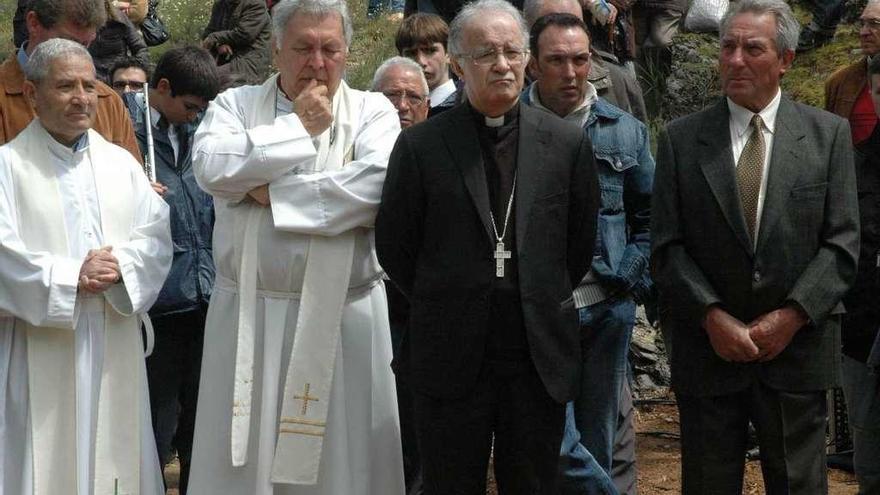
[{"xmin": 736, "ymin": 114, "xmax": 765, "ymax": 243}]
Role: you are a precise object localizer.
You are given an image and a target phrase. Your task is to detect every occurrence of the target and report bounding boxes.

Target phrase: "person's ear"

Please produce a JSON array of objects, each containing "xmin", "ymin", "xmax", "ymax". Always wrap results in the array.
[
  {"xmin": 156, "ymin": 78, "xmax": 173, "ymax": 95},
  {"xmin": 23, "ymin": 80, "xmax": 38, "ymax": 108},
  {"xmin": 450, "ymin": 56, "xmax": 465, "ymax": 79}
]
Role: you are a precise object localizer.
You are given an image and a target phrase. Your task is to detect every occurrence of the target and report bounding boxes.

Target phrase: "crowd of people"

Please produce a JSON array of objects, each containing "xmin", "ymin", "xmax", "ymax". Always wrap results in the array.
[{"xmin": 0, "ymin": 0, "xmax": 878, "ymax": 494}]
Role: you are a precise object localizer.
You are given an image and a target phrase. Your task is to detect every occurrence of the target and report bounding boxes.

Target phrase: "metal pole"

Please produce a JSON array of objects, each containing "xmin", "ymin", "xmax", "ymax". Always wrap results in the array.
[{"xmin": 142, "ymin": 87, "xmax": 157, "ymax": 182}]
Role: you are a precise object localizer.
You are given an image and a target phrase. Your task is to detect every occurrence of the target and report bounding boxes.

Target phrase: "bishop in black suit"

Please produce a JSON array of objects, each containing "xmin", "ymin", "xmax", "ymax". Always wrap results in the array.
[{"xmin": 375, "ymin": 0, "xmax": 599, "ymax": 493}]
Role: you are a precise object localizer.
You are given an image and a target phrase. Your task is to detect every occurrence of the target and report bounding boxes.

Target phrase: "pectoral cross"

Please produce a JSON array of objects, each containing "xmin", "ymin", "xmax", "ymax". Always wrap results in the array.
[
  {"xmin": 494, "ymin": 241, "xmax": 511, "ymax": 278},
  {"xmin": 294, "ymin": 383, "xmax": 320, "ymax": 415}
]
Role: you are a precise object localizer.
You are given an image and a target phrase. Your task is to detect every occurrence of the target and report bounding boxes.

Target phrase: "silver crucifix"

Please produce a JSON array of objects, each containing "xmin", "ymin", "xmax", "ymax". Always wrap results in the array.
[{"xmin": 494, "ymin": 241, "xmax": 512, "ymax": 278}]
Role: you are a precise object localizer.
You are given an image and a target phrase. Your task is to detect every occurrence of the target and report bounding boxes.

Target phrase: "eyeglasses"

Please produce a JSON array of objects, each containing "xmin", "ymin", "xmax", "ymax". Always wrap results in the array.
[
  {"xmin": 383, "ymin": 90, "xmax": 427, "ymax": 107},
  {"xmin": 112, "ymin": 79, "xmax": 146, "ymax": 91},
  {"xmin": 861, "ymin": 17, "xmax": 880, "ymax": 29},
  {"xmin": 458, "ymin": 47, "xmax": 529, "ymax": 67}
]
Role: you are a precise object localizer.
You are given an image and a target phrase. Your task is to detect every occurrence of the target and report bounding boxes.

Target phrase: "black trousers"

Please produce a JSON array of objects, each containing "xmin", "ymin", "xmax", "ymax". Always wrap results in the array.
[
  {"xmin": 412, "ymin": 362, "xmax": 565, "ymax": 495},
  {"xmin": 677, "ymin": 381, "xmax": 828, "ymax": 495},
  {"xmin": 386, "ymin": 283, "xmax": 423, "ymax": 495},
  {"xmin": 146, "ymin": 307, "xmax": 207, "ymax": 495}
]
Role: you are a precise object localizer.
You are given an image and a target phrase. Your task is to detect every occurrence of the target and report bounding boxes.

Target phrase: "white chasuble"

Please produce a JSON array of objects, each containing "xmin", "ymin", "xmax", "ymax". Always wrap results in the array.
[
  {"xmin": 0, "ymin": 121, "xmax": 171, "ymax": 495},
  {"xmin": 189, "ymin": 75, "xmax": 404, "ymax": 495}
]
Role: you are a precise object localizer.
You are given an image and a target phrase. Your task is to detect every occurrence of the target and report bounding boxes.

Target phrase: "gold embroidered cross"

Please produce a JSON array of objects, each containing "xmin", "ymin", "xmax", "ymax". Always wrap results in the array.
[{"xmin": 294, "ymin": 383, "xmax": 319, "ymax": 415}]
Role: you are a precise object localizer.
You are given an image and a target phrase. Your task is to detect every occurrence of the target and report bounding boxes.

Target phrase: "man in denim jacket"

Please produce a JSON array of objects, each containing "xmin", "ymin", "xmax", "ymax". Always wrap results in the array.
[{"xmin": 522, "ymin": 13, "xmax": 653, "ymax": 494}]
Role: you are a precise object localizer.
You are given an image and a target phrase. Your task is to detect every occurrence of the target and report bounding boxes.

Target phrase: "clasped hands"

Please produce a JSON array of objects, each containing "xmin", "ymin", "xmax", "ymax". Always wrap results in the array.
[
  {"xmin": 247, "ymin": 79, "xmax": 332, "ymax": 207},
  {"xmin": 703, "ymin": 304, "xmax": 808, "ymax": 363},
  {"xmin": 78, "ymin": 246, "xmax": 121, "ymax": 294}
]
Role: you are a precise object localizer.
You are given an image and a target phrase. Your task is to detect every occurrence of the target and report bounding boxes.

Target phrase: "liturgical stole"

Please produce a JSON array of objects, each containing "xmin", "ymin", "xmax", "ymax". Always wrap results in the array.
[
  {"xmin": 9, "ymin": 121, "xmax": 142, "ymax": 495},
  {"xmin": 228, "ymin": 78, "xmax": 358, "ymax": 485}
]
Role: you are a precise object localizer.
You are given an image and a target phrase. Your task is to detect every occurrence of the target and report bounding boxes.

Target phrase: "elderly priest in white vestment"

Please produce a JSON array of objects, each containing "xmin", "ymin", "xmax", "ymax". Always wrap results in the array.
[
  {"xmin": 187, "ymin": 0, "xmax": 404, "ymax": 493},
  {"xmin": 0, "ymin": 39, "xmax": 172, "ymax": 495}
]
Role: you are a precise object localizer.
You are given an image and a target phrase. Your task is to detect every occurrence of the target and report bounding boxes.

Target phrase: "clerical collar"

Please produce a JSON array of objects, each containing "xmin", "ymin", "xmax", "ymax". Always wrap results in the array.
[{"xmin": 470, "ymin": 102, "xmax": 520, "ymax": 129}]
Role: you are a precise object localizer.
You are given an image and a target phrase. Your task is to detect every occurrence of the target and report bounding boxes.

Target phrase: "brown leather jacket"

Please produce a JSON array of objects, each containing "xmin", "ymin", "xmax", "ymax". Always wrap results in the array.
[
  {"xmin": 0, "ymin": 54, "xmax": 142, "ymax": 163},
  {"xmin": 825, "ymin": 57, "xmax": 868, "ymax": 120}
]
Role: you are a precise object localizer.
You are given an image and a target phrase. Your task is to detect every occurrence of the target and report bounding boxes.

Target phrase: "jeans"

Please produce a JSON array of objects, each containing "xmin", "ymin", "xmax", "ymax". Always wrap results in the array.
[
  {"xmin": 559, "ymin": 403, "xmax": 619, "ymax": 495},
  {"xmin": 558, "ymin": 297, "xmax": 635, "ymax": 493},
  {"xmin": 841, "ymin": 355, "xmax": 880, "ymax": 495}
]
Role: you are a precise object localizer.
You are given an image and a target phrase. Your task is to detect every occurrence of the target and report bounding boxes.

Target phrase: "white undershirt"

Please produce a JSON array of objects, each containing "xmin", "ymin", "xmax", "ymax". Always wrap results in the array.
[
  {"xmin": 727, "ymin": 89, "xmax": 781, "ymax": 245},
  {"xmin": 429, "ymin": 78, "xmax": 456, "ymax": 108}
]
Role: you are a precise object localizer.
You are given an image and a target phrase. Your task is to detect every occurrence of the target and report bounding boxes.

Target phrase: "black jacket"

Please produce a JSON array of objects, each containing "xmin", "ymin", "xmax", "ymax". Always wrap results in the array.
[
  {"xmin": 844, "ymin": 125, "xmax": 880, "ymax": 363},
  {"xmin": 89, "ymin": 10, "xmax": 151, "ymax": 82},
  {"xmin": 376, "ymin": 102, "xmax": 599, "ymax": 402},
  {"xmin": 651, "ymin": 97, "xmax": 859, "ymax": 396}
]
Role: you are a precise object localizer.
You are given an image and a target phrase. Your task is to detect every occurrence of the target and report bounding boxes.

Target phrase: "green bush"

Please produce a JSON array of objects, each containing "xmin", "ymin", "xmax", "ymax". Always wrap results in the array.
[{"xmin": 0, "ymin": 0, "xmax": 397, "ymax": 91}]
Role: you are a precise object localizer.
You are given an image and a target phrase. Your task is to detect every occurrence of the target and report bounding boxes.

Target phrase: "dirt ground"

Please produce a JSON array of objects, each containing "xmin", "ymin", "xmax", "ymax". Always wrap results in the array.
[
  {"xmin": 163, "ymin": 400, "xmax": 860, "ymax": 494},
  {"xmin": 633, "ymin": 401, "xmax": 858, "ymax": 495}
]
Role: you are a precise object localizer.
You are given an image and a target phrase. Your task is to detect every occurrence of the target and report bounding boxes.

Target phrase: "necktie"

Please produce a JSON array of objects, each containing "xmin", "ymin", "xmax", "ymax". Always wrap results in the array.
[{"xmin": 736, "ymin": 114, "xmax": 765, "ymax": 243}]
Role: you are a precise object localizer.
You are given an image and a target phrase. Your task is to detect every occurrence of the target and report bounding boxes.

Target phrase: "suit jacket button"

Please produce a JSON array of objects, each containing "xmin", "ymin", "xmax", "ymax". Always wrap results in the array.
[{"xmin": 753, "ymin": 270, "xmax": 761, "ymax": 282}]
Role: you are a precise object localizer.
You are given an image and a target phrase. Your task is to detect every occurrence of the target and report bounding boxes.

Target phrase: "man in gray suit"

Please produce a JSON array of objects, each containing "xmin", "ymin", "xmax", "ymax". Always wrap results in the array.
[{"xmin": 650, "ymin": 0, "xmax": 860, "ymax": 493}]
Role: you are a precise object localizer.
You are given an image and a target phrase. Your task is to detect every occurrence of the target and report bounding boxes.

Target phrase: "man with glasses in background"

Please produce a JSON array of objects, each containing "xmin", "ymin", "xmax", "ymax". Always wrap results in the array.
[
  {"xmin": 371, "ymin": 55, "xmax": 429, "ymax": 495},
  {"xmin": 110, "ymin": 55, "xmax": 150, "ymax": 95},
  {"xmin": 376, "ymin": 1, "xmax": 599, "ymax": 492},
  {"xmin": 372, "ymin": 57, "xmax": 431, "ymax": 129}
]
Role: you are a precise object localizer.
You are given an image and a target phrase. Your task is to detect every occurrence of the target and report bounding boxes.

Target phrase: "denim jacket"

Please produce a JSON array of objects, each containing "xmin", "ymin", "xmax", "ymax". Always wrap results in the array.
[
  {"xmin": 124, "ymin": 93, "xmax": 215, "ymax": 317},
  {"xmin": 522, "ymin": 89, "xmax": 654, "ymax": 303}
]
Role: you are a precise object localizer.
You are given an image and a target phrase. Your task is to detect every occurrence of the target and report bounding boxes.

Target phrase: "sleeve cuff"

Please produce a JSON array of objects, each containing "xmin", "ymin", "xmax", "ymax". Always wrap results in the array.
[
  {"xmin": 103, "ymin": 253, "xmax": 136, "ymax": 316},
  {"xmin": 46, "ymin": 257, "xmax": 81, "ymax": 328}
]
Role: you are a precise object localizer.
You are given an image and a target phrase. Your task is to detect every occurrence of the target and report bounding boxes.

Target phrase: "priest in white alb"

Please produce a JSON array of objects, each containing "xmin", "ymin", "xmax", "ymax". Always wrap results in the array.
[
  {"xmin": 187, "ymin": 0, "xmax": 404, "ymax": 493},
  {"xmin": 0, "ymin": 39, "xmax": 172, "ymax": 495}
]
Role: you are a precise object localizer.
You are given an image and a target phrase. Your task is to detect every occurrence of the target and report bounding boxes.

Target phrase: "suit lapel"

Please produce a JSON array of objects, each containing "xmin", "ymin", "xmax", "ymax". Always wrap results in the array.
[
  {"xmin": 442, "ymin": 104, "xmax": 495, "ymax": 246},
  {"xmin": 755, "ymin": 98, "xmax": 805, "ymax": 254},
  {"xmin": 698, "ymin": 99, "xmax": 754, "ymax": 254},
  {"xmin": 515, "ymin": 105, "xmax": 548, "ymax": 249}
]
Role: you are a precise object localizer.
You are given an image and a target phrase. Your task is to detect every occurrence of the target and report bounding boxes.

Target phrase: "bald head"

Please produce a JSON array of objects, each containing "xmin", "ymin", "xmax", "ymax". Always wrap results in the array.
[{"xmin": 524, "ymin": 0, "xmax": 583, "ymax": 27}]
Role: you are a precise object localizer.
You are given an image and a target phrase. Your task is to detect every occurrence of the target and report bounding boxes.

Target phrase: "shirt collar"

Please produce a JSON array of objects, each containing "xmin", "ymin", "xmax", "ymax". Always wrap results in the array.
[
  {"xmin": 429, "ymin": 79, "xmax": 456, "ymax": 107},
  {"xmin": 528, "ymin": 81, "xmax": 597, "ymax": 122},
  {"xmin": 727, "ymin": 89, "xmax": 781, "ymax": 138},
  {"xmin": 17, "ymin": 43, "xmax": 29, "ymax": 70}
]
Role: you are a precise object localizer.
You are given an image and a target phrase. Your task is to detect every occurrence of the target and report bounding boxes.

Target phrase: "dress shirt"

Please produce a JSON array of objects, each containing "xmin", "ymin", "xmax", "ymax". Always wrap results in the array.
[
  {"xmin": 149, "ymin": 106, "xmax": 180, "ymax": 163},
  {"xmin": 429, "ymin": 78, "xmax": 456, "ymax": 108},
  {"xmin": 728, "ymin": 89, "xmax": 781, "ymax": 245}
]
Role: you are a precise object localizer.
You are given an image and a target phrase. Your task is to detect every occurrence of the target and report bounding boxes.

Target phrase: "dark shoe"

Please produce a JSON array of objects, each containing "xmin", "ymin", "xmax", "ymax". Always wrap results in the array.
[{"xmin": 797, "ymin": 27, "xmax": 833, "ymax": 52}]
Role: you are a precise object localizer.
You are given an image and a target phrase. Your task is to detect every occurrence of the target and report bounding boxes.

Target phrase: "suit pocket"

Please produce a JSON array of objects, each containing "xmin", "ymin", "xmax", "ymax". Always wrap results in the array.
[{"xmin": 790, "ymin": 182, "xmax": 828, "ymax": 200}]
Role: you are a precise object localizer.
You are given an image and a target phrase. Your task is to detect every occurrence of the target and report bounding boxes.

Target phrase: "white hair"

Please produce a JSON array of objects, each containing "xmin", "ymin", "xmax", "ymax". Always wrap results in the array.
[
  {"xmin": 272, "ymin": 0, "xmax": 353, "ymax": 48},
  {"xmin": 371, "ymin": 56, "xmax": 430, "ymax": 95},
  {"xmin": 448, "ymin": 0, "xmax": 529, "ymax": 56},
  {"xmin": 719, "ymin": 0, "xmax": 800, "ymax": 53},
  {"xmin": 24, "ymin": 37, "xmax": 94, "ymax": 82}
]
